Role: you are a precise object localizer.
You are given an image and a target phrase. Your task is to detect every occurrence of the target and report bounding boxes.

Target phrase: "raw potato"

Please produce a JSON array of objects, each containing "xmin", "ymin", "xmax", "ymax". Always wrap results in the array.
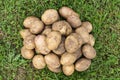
[
  {"xmin": 35, "ymin": 35, "xmax": 50, "ymax": 55},
  {"xmin": 75, "ymin": 58, "xmax": 91, "ymax": 72},
  {"xmin": 46, "ymin": 31, "xmax": 61, "ymax": 50},
  {"xmin": 72, "ymin": 48, "xmax": 82, "ymax": 60},
  {"xmin": 19, "ymin": 29, "xmax": 32, "ymax": 39},
  {"xmin": 42, "ymin": 26, "xmax": 52, "ymax": 36},
  {"xmin": 67, "ymin": 15, "xmax": 81, "ymax": 28},
  {"xmin": 52, "ymin": 21, "xmax": 72, "ymax": 35},
  {"xmin": 21, "ymin": 46, "xmax": 34, "ymax": 59},
  {"xmin": 23, "ymin": 35, "xmax": 36, "ymax": 49},
  {"xmin": 82, "ymin": 44, "xmax": 96, "ymax": 59},
  {"xmin": 32, "ymin": 55, "xmax": 46, "ymax": 69},
  {"xmin": 81, "ymin": 21, "xmax": 92, "ymax": 33},
  {"xmin": 62, "ymin": 64, "xmax": 74, "ymax": 76},
  {"xmin": 59, "ymin": 6, "xmax": 79, "ymax": 18},
  {"xmin": 88, "ymin": 34, "xmax": 95, "ymax": 46},
  {"xmin": 41, "ymin": 9, "xmax": 59, "ymax": 25},
  {"xmin": 45, "ymin": 53, "xmax": 60, "ymax": 68},
  {"xmin": 47, "ymin": 66, "xmax": 61, "ymax": 73}
]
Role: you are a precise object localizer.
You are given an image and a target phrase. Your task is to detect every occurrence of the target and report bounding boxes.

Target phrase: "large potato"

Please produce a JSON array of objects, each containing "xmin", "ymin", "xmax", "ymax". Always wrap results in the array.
[
  {"xmin": 46, "ymin": 31, "xmax": 61, "ymax": 50},
  {"xmin": 81, "ymin": 21, "xmax": 92, "ymax": 33},
  {"xmin": 52, "ymin": 21, "xmax": 72, "ymax": 35},
  {"xmin": 47, "ymin": 66, "xmax": 61, "ymax": 73},
  {"xmin": 32, "ymin": 55, "xmax": 46, "ymax": 69},
  {"xmin": 42, "ymin": 26, "xmax": 52, "ymax": 36},
  {"xmin": 35, "ymin": 35, "xmax": 50, "ymax": 55},
  {"xmin": 45, "ymin": 53, "xmax": 60, "ymax": 68},
  {"xmin": 88, "ymin": 34, "xmax": 95, "ymax": 46},
  {"xmin": 19, "ymin": 29, "xmax": 32, "ymax": 39},
  {"xmin": 41, "ymin": 9, "xmax": 59, "ymax": 25},
  {"xmin": 75, "ymin": 58, "xmax": 91, "ymax": 72}
]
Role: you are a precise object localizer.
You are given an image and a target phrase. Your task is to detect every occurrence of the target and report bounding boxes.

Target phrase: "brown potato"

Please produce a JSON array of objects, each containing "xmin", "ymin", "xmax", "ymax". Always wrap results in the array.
[
  {"xmin": 23, "ymin": 35, "xmax": 36, "ymax": 49},
  {"xmin": 88, "ymin": 34, "xmax": 95, "ymax": 46},
  {"xmin": 42, "ymin": 26, "xmax": 52, "ymax": 36},
  {"xmin": 75, "ymin": 58, "xmax": 91, "ymax": 72},
  {"xmin": 72, "ymin": 48, "xmax": 82, "ymax": 60},
  {"xmin": 81, "ymin": 21, "xmax": 92, "ymax": 33},
  {"xmin": 41, "ymin": 9, "xmax": 59, "ymax": 25},
  {"xmin": 32, "ymin": 55, "xmax": 46, "ymax": 69},
  {"xmin": 59, "ymin": 6, "xmax": 79, "ymax": 18},
  {"xmin": 21, "ymin": 46, "xmax": 34, "ymax": 59},
  {"xmin": 45, "ymin": 53, "xmax": 60, "ymax": 68},
  {"xmin": 52, "ymin": 20, "xmax": 72, "ymax": 35},
  {"xmin": 62, "ymin": 64, "xmax": 74, "ymax": 76},
  {"xmin": 47, "ymin": 66, "xmax": 61, "ymax": 73},
  {"xmin": 19, "ymin": 29, "xmax": 32, "ymax": 39},
  {"xmin": 82, "ymin": 44, "xmax": 96, "ymax": 59},
  {"xmin": 46, "ymin": 31, "xmax": 61, "ymax": 50},
  {"xmin": 35, "ymin": 35, "xmax": 50, "ymax": 55}
]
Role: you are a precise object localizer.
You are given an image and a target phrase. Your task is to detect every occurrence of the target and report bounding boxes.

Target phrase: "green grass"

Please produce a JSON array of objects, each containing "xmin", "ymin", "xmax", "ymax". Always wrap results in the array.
[{"xmin": 0, "ymin": 0, "xmax": 120, "ymax": 80}]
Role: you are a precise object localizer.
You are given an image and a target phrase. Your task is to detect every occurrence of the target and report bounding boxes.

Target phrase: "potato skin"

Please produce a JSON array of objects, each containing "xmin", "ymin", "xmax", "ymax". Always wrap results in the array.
[
  {"xmin": 41, "ymin": 9, "xmax": 59, "ymax": 25},
  {"xmin": 82, "ymin": 44, "xmax": 96, "ymax": 59},
  {"xmin": 75, "ymin": 58, "xmax": 91, "ymax": 72},
  {"xmin": 52, "ymin": 21, "xmax": 72, "ymax": 35},
  {"xmin": 19, "ymin": 29, "xmax": 32, "ymax": 39},
  {"xmin": 47, "ymin": 66, "xmax": 61, "ymax": 73},
  {"xmin": 32, "ymin": 55, "xmax": 46, "ymax": 69},
  {"xmin": 45, "ymin": 53, "xmax": 60, "ymax": 68},
  {"xmin": 42, "ymin": 26, "xmax": 52, "ymax": 36},
  {"xmin": 21, "ymin": 46, "xmax": 34, "ymax": 59},
  {"xmin": 35, "ymin": 35, "xmax": 50, "ymax": 55},
  {"xmin": 46, "ymin": 31, "xmax": 61, "ymax": 50},
  {"xmin": 62, "ymin": 64, "xmax": 74, "ymax": 76},
  {"xmin": 72, "ymin": 48, "xmax": 82, "ymax": 60},
  {"xmin": 81, "ymin": 21, "xmax": 92, "ymax": 33},
  {"xmin": 88, "ymin": 34, "xmax": 95, "ymax": 46}
]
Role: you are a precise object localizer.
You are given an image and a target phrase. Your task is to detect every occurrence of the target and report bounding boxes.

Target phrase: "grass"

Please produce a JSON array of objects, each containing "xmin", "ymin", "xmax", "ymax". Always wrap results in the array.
[{"xmin": 0, "ymin": 0, "xmax": 120, "ymax": 80}]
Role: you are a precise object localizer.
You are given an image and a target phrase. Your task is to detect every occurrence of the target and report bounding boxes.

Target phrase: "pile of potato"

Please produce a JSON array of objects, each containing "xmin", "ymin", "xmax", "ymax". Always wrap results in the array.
[{"xmin": 20, "ymin": 6, "xmax": 96, "ymax": 76}]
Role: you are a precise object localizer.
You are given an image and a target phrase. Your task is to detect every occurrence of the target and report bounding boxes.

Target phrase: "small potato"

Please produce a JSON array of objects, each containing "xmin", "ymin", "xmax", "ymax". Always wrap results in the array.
[
  {"xmin": 35, "ymin": 35, "xmax": 50, "ymax": 55},
  {"xmin": 62, "ymin": 64, "xmax": 74, "ymax": 76},
  {"xmin": 46, "ymin": 31, "xmax": 61, "ymax": 50},
  {"xmin": 72, "ymin": 48, "xmax": 82, "ymax": 60},
  {"xmin": 23, "ymin": 35, "xmax": 36, "ymax": 49},
  {"xmin": 75, "ymin": 58, "xmax": 91, "ymax": 72},
  {"xmin": 67, "ymin": 15, "xmax": 81, "ymax": 28},
  {"xmin": 88, "ymin": 34, "xmax": 95, "ymax": 46},
  {"xmin": 81, "ymin": 21, "xmax": 92, "ymax": 33},
  {"xmin": 19, "ymin": 29, "xmax": 32, "ymax": 39},
  {"xmin": 21, "ymin": 46, "xmax": 34, "ymax": 59},
  {"xmin": 45, "ymin": 53, "xmax": 60, "ymax": 68},
  {"xmin": 52, "ymin": 21, "xmax": 72, "ymax": 35},
  {"xmin": 82, "ymin": 44, "xmax": 96, "ymax": 59},
  {"xmin": 47, "ymin": 66, "xmax": 61, "ymax": 73},
  {"xmin": 41, "ymin": 9, "xmax": 59, "ymax": 25},
  {"xmin": 32, "ymin": 55, "xmax": 46, "ymax": 69},
  {"xmin": 42, "ymin": 26, "xmax": 52, "ymax": 36},
  {"xmin": 59, "ymin": 6, "xmax": 79, "ymax": 18}
]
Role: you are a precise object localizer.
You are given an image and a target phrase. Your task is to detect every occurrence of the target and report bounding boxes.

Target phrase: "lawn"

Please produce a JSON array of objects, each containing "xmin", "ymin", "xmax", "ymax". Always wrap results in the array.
[{"xmin": 0, "ymin": 0, "xmax": 120, "ymax": 80}]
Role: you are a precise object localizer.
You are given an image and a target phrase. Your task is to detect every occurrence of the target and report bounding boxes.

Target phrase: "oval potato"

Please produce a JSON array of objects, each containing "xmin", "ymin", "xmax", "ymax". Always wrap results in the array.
[
  {"xmin": 47, "ymin": 66, "xmax": 61, "ymax": 73},
  {"xmin": 81, "ymin": 21, "xmax": 92, "ymax": 33},
  {"xmin": 19, "ymin": 29, "xmax": 32, "ymax": 39},
  {"xmin": 88, "ymin": 34, "xmax": 95, "ymax": 46}
]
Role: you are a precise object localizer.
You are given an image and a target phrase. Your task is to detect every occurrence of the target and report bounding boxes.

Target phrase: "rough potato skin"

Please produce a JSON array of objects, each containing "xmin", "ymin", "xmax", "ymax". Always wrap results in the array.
[
  {"xmin": 88, "ymin": 34, "xmax": 95, "ymax": 46},
  {"xmin": 52, "ymin": 21, "xmax": 72, "ymax": 35},
  {"xmin": 72, "ymin": 48, "xmax": 82, "ymax": 60},
  {"xmin": 32, "ymin": 55, "xmax": 46, "ymax": 69},
  {"xmin": 47, "ymin": 66, "xmax": 61, "ymax": 73},
  {"xmin": 45, "ymin": 53, "xmax": 60, "ymax": 68},
  {"xmin": 62, "ymin": 64, "xmax": 74, "ymax": 76},
  {"xmin": 21, "ymin": 46, "xmax": 34, "ymax": 59},
  {"xmin": 42, "ymin": 26, "xmax": 52, "ymax": 36},
  {"xmin": 46, "ymin": 31, "xmax": 61, "ymax": 50},
  {"xmin": 75, "ymin": 58, "xmax": 91, "ymax": 72},
  {"xmin": 82, "ymin": 44, "xmax": 96, "ymax": 59},
  {"xmin": 19, "ymin": 29, "xmax": 32, "ymax": 39},
  {"xmin": 41, "ymin": 9, "xmax": 59, "ymax": 25},
  {"xmin": 35, "ymin": 35, "xmax": 50, "ymax": 55},
  {"xmin": 81, "ymin": 21, "xmax": 92, "ymax": 33}
]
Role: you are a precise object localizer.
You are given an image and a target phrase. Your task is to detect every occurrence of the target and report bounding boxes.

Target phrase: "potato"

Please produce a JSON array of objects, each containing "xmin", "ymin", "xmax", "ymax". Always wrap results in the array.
[
  {"xmin": 72, "ymin": 48, "xmax": 82, "ymax": 60},
  {"xmin": 19, "ymin": 29, "xmax": 32, "ymax": 39},
  {"xmin": 88, "ymin": 34, "xmax": 95, "ymax": 46},
  {"xmin": 46, "ymin": 31, "xmax": 61, "ymax": 50},
  {"xmin": 42, "ymin": 26, "xmax": 52, "ymax": 36},
  {"xmin": 23, "ymin": 35, "xmax": 36, "ymax": 49},
  {"xmin": 52, "ymin": 21, "xmax": 72, "ymax": 35},
  {"xmin": 45, "ymin": 53, "xmax": 60, "ymax": 68},
  {"xmin": 21, "ymin": 46, "xmax": 34, "ymax": 59},
  {"xmin": 32, "ymin": 55, "xmax": 46, "ymax": 69},
  {"xmin": 35, "ymin": 35, "xmax": 50, "ymax": 55},
  {"xmin": 82, "ymin": 44, "xmax": 96, "ymax": 59},
  {"xmin": 67, "ymin": 15, "xmax": 81, "ymax": 28},
  {"xmin": 41, "ymin": 9, "xmax": 59, "ymax": 25},
  {"xmin": 75, "ymin": 58, "xmax": 91, "ymax": 72},
  {"xmin": 81, "ymin": 21, "xmax": 92, "ymax": 33},
  {"xmin": 59, "ymin": 6, "xmax": 79, "ymax": 18},
  {"xmin": 47, "ymin": 66, "xmax": 61, "ymax": 73},
  {"xmin": 62, "ymin": 64, "xmax": 74, "ymax": 76}
]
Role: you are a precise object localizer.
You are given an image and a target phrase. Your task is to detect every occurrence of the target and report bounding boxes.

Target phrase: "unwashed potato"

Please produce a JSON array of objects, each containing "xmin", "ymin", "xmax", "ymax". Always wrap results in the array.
[
  {"xmin": 62, "ymin": 64, "xmax": 74, "ymax": 76},
  {"xmin": 42, "ymin": 26, "xmax": 52, "ymax": 36},
  {"xmin": 81, "ymin": 21, "xmax": 92, "ymax": 33},
  {"xmin": 75, "ymin": 58, "xmax": 91, "ymax": 72},
  {"xmin": 23, "ymin": 35, "xmax": 36, "ymax": 49},
  {"xmin": 82, "ymin": 44, "xmax": 96, "ymax": 59},
  {"xmin": 41, "ymin": 9, "xmax": 59, "ymax": 25},
  {"xmin": 45, "ymin": 53, "xmax": 60, "ymax": 68},
  {"xmin": 46, "ymin": 31, "xmax": 61, "ymax": 50},
  {"xmin": 32, "ymin": 55, "xmax": 46, "ymax": 69},
  {"xmin": 52, "ymin": 20, "xmax": 72, "ymax": 35},
  {"xmin": 88, "ymin": 34, "xmax": 95, "ymax": 46},
  {"xmin": 19, "ymin": 29, "xmax": 32, "ymax": 39},
  {"xmin": 21, "ymin": 46, "xmax": 34, "ymax": 59},
  {"xmin": 72, "ymin": 48, "xmax": 82, "ymax": 60},
  {"xmin": 47, "ymin": 66, "xmax": 61, "ymax": 73},
  {"xmin": 35, "ymin": 35, "xmax": 50, "ymax": 55},
  {"xmin": 59, "ymin": 6, "xmax": 79, "ymax": 18}
]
